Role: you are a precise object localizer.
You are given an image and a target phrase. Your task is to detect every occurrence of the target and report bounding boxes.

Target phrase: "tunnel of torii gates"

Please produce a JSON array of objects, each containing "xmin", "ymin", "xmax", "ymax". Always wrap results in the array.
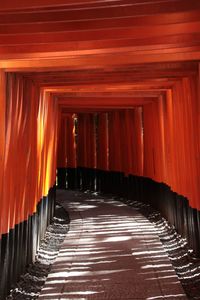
[{"xmin": 1, "ymin": 0, "xmax": 200, "ymax": 298}]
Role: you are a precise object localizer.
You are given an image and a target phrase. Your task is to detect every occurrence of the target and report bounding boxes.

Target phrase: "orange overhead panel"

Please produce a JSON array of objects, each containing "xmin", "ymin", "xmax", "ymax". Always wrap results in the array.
[
  {"xmin": 46, "ymin": 81, "xmax": 172, "ymax": 91},
  {"xmin": 3, "ymin": 52, "xmax": 200, "ymax": 72},
  {"xmin": 0, "ymin": 1, "xmax": 200, "ymax": 72},
  {"xmin": 2, "ymin": 21, "xmax": 200, "ymax": 47},
  {"xmin": 0, "ymin": 0, "xmax": 200, "ymax": 223},
  {"xmin": 0, "ymin": 1, "xmax": 199, "ymax": 57},
  {"xmin": 22, "ymin": 65, "xmax": 197, "ymax": 87},
  {"xmin": 61, "ymin": 108, "xmax": 114, "ymax": 114},
  {"xmin": 0, "ymin": 0, "xmax": 197, "ymax": 12},
  {"xmin": 58, "ymin": 97, "xmax": 155, "ymax": 110}
]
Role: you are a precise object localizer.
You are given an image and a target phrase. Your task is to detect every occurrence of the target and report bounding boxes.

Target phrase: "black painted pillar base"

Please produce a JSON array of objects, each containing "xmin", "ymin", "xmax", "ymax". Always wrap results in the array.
[
  {"xmin": 0, "ymin": 186, "xmax": 56, "ymax": 299},
  {"xmin": 75, "ymin": 167, "xmax": 97, "ymax": 192},
  {"xmin": 57, "ymin": 168, "xmax": 67, "ymax": 189},
  {"xmin": 66, "ymin": 168, "xmax": 80, "ymax": 190},
  {"xmin": 65, "ymin": 167, "xmax": 200, "ymax": 258}
]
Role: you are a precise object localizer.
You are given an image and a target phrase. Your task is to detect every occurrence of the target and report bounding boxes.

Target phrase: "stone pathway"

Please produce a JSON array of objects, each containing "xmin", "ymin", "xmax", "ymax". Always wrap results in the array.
[{"xmin": 39, "ymin": 190, "xmax": 187, "ymax": 300}]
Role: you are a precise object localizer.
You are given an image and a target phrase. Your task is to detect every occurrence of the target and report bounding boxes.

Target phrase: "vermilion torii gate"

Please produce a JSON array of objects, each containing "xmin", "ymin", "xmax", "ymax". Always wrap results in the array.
[{"xmin": 0, "ymin": 0, "xmax": 200, "ymax": 298}]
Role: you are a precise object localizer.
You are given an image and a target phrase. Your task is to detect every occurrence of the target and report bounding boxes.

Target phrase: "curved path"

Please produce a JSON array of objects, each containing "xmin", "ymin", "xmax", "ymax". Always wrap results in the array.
[{"xmin": 39, "ymin": 190, "xmax": 187, "ymax": 300}]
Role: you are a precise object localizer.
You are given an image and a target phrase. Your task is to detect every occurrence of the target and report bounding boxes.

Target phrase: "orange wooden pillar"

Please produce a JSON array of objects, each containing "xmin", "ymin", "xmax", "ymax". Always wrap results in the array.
[
  {"xmin": 165, "ymin": 77, "xmax": 199, "ymax": 209},
  {"xmin": 0, "ymin": 73, "xmax": 59, "ymax": 297},
  {"xmin": 65, "ymin": 114, "xmax": 76, "ymax": 169},
  {"xmin": 131, "ymin": 107, "xmax": 144, "ymax": 177},
  {"xmin": 77, "ymin": 114, "xmax": 94, "ymax": 169},
  {"xmin": 77, "ymin": 113, "xmax": 96, "ymax": 190},
  {"xmin": 180, "ymin": 76, "xmax": 199, "ymax": 210},
  {"xmin": 96, "ymin": 113, "xmax": 109, "ymax": 171},
  {"xmin": 126, "ymin": 107, "xmax": 144, "ymax": 200},
  {"xmin": 107, "ymin": 111, "xmax": 123, "ymax": 194},
  {"xmin": 143, "ymin": 100, "xmax": 165, "ymax": 183},
  {"xmin": 96, "ymin": 113, "xmax": 109, "ymax": 192},
  {"xmin": 163, "ymin": 89, "xmax": 176, "ymax": 193},
  {"xmin": 77, "ymin": 114, "xmax": 87, "ymax": 169},
  {"xmin": 57, "ymin": 114, "xmax": 67, "ymax": 188},
  {"xmin": 119, "ymin": 109, "xmax": 144, "ymax": 177},
  {"xmin": 85, "ymin": 114, "xmax": 96, "ymax": 170},
  {"xmin": 108, "ymin": 111, "xmax": 122, "ymax": 173},
  {"xmin": 119, "ymin": 110, "xmax": 130, "ymax": 176},
  {"xmin": 57, "ymin": 115, "xmax": 67, "ymax": 169},
  {"xmin": 0, "ymin": 69, "xmax": 6, "ymax": 238},
  {"xmin": 65, "ymin": 114, "xmax": 77, "ymax": 189},
  {"xmin": 197, "ymin": 65, "xmax": 200, "ymax": 210}
]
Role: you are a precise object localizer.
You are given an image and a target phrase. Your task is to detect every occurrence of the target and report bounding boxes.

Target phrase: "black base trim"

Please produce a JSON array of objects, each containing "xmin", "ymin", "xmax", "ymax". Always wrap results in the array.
[
  {"xmin": 0, "ymin": 185, "xmax": 56, "ymax": 299},
  {"xmin": 57, "ymin": 168, "xmax": 67, "ymax": 189},
  {"xmin": 59, "ymin": 167, "xmax": 200, "ymax": 257}
]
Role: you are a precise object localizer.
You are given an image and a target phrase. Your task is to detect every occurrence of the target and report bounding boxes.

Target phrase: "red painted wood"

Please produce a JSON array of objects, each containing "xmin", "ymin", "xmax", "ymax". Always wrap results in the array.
[
  {"xmin": 1, "ymin": 0, "xmax": 200, "ymax": 234},
  {"xmin": 0, "ymin": 74, "xmax": 58, "ymax": 235}
]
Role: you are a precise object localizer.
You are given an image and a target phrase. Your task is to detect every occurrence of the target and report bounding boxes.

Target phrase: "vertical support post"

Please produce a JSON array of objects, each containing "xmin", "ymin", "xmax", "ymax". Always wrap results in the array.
[
  {"xmin": 0, "ymin": 69, "xmax": 6, "ymax": 298},
  {"xmin": 197, "ymin": 65, "xmax": 200, "ymax": 209},
  {"xmin": 97, "ymin": 113, "xmax": 109, "ymax": 171},
  {"xmin": 57, "ymin": 115, "xmax": 67, "ymax": 189},
  {"xmin": 0, "ymin": 69, "xmax": 6, "ymax": 236},
  {"xmin": 66, "ymin": 114, "xmax": 77, "ymax": 189}
]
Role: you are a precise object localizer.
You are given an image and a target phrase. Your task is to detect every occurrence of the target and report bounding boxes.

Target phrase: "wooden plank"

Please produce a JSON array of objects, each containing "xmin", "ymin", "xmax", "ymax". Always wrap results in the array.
[
  {"xmin": 1, "ymin": 21, "xmax": 200, "ymax": 46},
  {"xmin": 0, "ymin": 10, "xmax": 200, "ymax": 33},
  {"xmin": 2, "ymin": 51, "xmax": 200, "ymax": 72},
  {"xmin": 0, "ymin": 0, "xmax": 191, "ymax": 21},
  {"xmin": 0, "ymin": 69, "xmax": 6, "ymax": 236},
  {"xmin": 58, "ymin": 97, "xmax": 155, "ymax": 108}
]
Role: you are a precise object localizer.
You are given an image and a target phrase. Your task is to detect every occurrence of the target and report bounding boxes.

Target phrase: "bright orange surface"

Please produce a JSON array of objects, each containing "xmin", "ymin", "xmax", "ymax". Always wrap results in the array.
[
  {"xmin": 1, "ymin": 1, "xmax": 200, "ymax": 235},
  {"xmin": 0, "ymin": 74, "xmax": 58, "ymax": 235}
]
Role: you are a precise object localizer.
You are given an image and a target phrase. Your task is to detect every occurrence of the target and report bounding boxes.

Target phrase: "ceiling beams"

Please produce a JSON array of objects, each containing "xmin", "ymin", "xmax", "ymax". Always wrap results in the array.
[{"xmin": 0, "ymin": 1, "xmax": 199, "ymax": 113}]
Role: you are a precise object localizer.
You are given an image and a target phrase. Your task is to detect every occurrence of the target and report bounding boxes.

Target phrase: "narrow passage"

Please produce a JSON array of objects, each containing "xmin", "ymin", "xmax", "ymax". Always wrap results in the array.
[{"xmin": 39, "ymin": 190, "xmax": 187, "ymax": 300}]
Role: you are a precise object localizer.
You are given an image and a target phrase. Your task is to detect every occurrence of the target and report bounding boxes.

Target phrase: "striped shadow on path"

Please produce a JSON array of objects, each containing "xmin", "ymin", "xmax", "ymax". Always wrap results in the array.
[{"xmin": 39, "ymin": 190, "xmax": 187, "ymax": 300}]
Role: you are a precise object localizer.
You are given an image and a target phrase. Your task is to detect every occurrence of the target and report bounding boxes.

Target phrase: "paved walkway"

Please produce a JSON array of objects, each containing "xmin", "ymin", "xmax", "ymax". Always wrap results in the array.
[{"xmin": 39, "ymin": 190, "xmax": 187, "ymax": 300}]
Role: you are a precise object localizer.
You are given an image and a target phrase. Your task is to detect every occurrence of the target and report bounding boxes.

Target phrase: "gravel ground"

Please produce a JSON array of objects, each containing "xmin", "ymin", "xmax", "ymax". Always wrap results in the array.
[
  {"xmin": 7, "ymin": 203, "xmax": 70, "ymax": 300},
  {"xmin": 120, "ymin": 197, "xmax": 200, "ymax": 300}
]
